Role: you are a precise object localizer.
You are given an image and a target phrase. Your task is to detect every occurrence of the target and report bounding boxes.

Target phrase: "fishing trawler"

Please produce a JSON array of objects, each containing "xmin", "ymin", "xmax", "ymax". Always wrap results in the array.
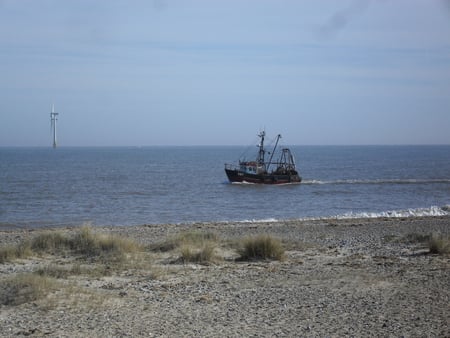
[{"xmin": 225, "ymin": 131, "xmax": 301, "ymax": 184}]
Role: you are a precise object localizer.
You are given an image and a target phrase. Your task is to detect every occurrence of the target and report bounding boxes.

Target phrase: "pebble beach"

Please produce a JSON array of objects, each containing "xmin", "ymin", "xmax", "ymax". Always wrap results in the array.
[{"xmin": 1, "ymin": 216, "xmax": 449, "ymax": 337}]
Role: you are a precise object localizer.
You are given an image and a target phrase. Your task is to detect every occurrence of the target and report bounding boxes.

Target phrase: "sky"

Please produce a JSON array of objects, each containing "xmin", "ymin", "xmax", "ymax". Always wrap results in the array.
[{"xmin": 0, "ymin": 0, "xmax": 449, "ymax": 146}]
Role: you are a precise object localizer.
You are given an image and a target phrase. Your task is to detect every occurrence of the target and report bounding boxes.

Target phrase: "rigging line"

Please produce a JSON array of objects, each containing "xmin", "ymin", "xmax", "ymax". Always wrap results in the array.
[
  {"xmin": 265, "ymin": 134, "xmax": 280, "ymax": 153},
  {"xmin": 238, "ymin": 135, "xmax": 260, "ymax": 161}
]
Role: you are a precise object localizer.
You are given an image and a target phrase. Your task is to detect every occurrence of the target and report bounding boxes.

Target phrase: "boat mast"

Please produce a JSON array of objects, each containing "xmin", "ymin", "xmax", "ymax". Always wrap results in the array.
[{"xmin": 257, "ymin": 130, "xmax": 265, "ymax": 165}]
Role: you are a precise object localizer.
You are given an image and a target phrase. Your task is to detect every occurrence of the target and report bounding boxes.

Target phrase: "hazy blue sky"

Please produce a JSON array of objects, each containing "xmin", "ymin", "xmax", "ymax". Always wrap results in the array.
[{"xmin": 1, "ymin": 0, "xmax": 449, "ymax": 146}]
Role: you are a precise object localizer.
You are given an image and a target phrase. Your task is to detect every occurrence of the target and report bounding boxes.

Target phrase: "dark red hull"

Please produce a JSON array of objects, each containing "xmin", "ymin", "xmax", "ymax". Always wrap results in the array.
[{"xmin": 225, "ymin": 168, "xmax": 301, "ymax": 185}]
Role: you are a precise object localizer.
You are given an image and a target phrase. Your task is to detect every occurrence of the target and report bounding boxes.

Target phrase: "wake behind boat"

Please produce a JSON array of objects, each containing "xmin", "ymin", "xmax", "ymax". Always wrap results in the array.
[{"xmin": 225, "ymin": 131, "xmax": 301, "ymax": 184}]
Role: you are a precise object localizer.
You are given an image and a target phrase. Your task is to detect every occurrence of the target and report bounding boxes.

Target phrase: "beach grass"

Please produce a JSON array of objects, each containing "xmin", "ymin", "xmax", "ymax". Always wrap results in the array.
[
  {"xmin": 176, "ymin": 231, "xmax": 219, "ymax": 264},
  {"xmin": 177, "ymin": 230, "xmax": 219, "ymax": 244},
  {"xmin": 69, "ymin": 226, "xmax": 142, "ymax": 264},
  {"xmin": 179, "ymin": 242, "xmax": 216, "ymax": 264},
  {"xmin": 238, "ymin": 234, "xmax": 285, "ymax": 261},
  {"xmin": 0, "ymin": 271, "xmax": 110, "ymax": 308},
  {"xmin": 31, "ymin": 231, "xmax": 70, "ymax": 253},
  {"xmin": 0, "ymin": 273, "xmax": 56, "ymax": 306},
  {"xmin": 34, "ymin": 263, "xmax": 83, "ymax": 279},
  {"xmin": 148, "ymin": 229, "xmax": 220, "ymax": 264},
  {"xmin": 428, "ymin": 233, "xmax": 450, "ymax": 254},
  {"xmin": 0, "ymin": 226, "xmax": 143, "ymax": 267},
  {"xmin": 149, "ymin": 230, "xmax": 219, "ymax": 252},
  {"xmin": 0, "ymin": 227, "xmax": 151, "ymax": 307},
  {"xmin": 0, "ymin": 241, "xmax": 32, "ymax": 263}
]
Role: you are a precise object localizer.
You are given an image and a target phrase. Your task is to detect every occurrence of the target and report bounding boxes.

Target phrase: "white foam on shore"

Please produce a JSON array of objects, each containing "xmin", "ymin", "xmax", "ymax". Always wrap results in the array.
[
  {"xmin": 334, "ymin": 205, "xmax": 449, "ymax": 220},
  {"xmin": 302, "ymin": 179, "xmax": 450, "ymax": 185},
  {"xmin": 231, "ymin": 205, "xmax": 450, "ymax": 224},
  {"xmin": 238, "ymin": 218, "xmax": 279, "ymax": 223}
]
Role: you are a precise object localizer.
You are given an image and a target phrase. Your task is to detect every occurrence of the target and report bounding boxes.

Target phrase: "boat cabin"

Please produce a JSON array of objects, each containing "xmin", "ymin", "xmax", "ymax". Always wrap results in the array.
[{"xmin": 239, "ymin": 161, "xmax": 266, "ymax": 175}]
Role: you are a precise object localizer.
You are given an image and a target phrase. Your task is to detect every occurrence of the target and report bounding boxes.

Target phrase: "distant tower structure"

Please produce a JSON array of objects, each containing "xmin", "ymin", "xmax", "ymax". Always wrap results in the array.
[{"xmin": 50, "ymin": 104, "xmax": 59, "ymax": 148}]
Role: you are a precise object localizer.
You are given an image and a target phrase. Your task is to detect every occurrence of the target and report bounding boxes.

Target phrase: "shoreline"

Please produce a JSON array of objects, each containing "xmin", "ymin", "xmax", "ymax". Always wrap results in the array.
[
  {"xmin": 1, "ymin": 216, "xmax": 449, "ymax": 337},
  {"xmin": 1, "ymin": 206, "xmax": 449, "ymax": 231}
]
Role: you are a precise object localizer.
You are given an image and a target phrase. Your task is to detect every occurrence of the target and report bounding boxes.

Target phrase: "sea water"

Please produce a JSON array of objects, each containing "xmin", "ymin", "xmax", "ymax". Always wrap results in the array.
[{"xmin": 1, "ymin": 146, "xmax": 449, "ymax": 227}]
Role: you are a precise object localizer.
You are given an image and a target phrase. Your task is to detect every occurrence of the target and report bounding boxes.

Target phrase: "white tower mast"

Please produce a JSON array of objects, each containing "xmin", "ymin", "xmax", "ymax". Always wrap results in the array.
[{"xmin": 50, "ymin": 104, "xmax": 59, "ymax": 148}]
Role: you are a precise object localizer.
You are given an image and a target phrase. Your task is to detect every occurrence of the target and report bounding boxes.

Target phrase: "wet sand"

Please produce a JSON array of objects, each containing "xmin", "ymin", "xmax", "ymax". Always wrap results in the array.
[{"xmin": 1, "ymin": 216, "xmax": 449, "ymax": 337}]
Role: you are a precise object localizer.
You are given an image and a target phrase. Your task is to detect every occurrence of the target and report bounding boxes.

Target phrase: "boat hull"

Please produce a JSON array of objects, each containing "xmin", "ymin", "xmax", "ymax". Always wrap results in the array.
[{"xmin": 225, "ymin": 168, "xmax": 301, "ymax": 185}]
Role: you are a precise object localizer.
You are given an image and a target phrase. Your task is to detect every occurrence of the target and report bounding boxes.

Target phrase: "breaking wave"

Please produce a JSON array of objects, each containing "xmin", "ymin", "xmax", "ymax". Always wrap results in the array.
[
  {"xmin": 233, "ymin": 205, "xmax": 450, "ymax": 224},
  {"xmin": 238, "ymin": 218, "xmax": 279, "ymax": 223},
  {"xmin": 302, "ymin": 178, "xmax": 450, "ymax": 185},
  {"xmin": 333, "ymin": 205, "xmax": 450, "ymax": 219}
]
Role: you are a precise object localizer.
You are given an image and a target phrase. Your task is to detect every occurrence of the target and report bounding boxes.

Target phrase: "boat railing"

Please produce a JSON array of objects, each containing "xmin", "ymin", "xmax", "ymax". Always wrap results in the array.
[{"xmin": 225, "ymin": 163, "xmax": 239, "ymax": 171}]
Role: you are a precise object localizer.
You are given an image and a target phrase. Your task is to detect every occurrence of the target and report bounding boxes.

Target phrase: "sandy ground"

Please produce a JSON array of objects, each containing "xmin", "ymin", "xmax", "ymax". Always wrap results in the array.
[{"xmin": 0, "ymin": 216, "xmax": 449, "ymax": 337}]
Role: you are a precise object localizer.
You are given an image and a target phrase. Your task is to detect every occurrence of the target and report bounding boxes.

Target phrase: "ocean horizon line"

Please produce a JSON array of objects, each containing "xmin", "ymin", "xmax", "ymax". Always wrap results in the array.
[{"xmin": 2, "ymin": 144, "xmax": 450, "ymax": 149}]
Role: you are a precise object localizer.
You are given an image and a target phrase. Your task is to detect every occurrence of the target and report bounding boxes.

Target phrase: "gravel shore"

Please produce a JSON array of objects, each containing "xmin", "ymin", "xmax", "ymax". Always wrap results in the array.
[{"xmin": 1, "ymin": 216, "xmax": 449, "ymax": 337}]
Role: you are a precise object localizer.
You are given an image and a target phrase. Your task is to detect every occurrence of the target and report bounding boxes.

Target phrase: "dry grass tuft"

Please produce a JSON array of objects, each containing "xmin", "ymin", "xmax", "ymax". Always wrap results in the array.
[
  {"xmin": 179, "ymin": 242, "xmax": 216, "ymax": 264},
  {"xmin": 149, "ymin": 230, "xmax": 219, "ymax": 264},
  {"xmin": 69, "ymin": 226, "xmax": 142, "ymax": 264},
  {"xmin": 428, "ymin": 233, "xmax": 450, "ymax": 254},
  {"xmin": 31, "ymin": 231, "xmax": 70, "ymax": 253},
  {"xmin": 0, "ymin": 246, "xmax": 16, "ymax": 263},
  {"xmin": 238, "ymin": 234, "xmax": 285, "ymax": 261},
  {"xmin": 1, "ymin": 226, "xmax": 143, "ymax": 266},
  {"xmin": 177, "ymin": 230, "xmax": 219, "ymax": 244},
  {"xmin": 175, "ymin": 231, "xmax": 218, "ymax": 264},
  {"xmin": 0, "ymin": 273, "xmax": 56, "ymax": 306},
  {"xmin": 150, "ymin": 230, "xmax": 219, "ymax": 253},
  {"xmin": 0, "ymin": 241, "xmax": 32, "ymax": 263},
  {"xmin": 34, "ymin": 263, "xmax": 83, "ymax": 279},
  {"xmin": 176, "ymin": 231, "xmax": 218, "ymax": 264}
]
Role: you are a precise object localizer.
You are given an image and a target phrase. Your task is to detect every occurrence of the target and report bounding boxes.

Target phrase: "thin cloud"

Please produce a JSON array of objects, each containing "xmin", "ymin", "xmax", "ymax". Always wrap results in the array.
[{"xmin": 317, "ymin": 0, "xmax": 372, "ymax": 40}]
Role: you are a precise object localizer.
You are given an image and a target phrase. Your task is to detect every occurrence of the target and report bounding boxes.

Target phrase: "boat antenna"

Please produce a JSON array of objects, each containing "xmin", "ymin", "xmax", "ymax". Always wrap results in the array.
[{"xmin": 50, "ymin": 103, "xmax": 59, "ymax": 148}]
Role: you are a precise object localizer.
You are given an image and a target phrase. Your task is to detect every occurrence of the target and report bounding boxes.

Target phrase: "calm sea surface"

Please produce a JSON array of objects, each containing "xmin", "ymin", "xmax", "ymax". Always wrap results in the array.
[{"xmin": 1, "ymin": 146, "xmax": 449, "ymax": 227}]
